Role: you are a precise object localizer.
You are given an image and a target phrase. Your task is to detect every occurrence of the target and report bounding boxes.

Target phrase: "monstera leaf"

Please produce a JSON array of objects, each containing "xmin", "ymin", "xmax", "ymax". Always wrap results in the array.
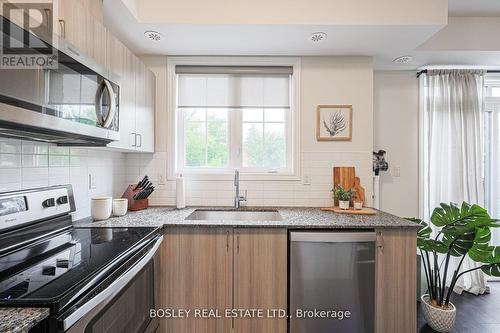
[
  {"xmin": 442, "ymin": 231, "xmax": 475, "ymax": 257},
  {"xmin": 468, "ymin": 227, "xmax": 494, "ymax": 262},
  {"xmin": 481, "ymin": 246, "xmax": 500, "ymax": 277},
  {"xmin": 431, "ymin": 202, "xmax": 490, "ymax": 228}
]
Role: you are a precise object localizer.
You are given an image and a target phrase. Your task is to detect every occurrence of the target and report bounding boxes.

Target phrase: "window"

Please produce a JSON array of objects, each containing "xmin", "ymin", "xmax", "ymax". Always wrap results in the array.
[
  {"xmin": 484, "ymin": 76, "xmax": 500, "ymax": 250},
  {"xmin": 172, "ymin": 61, "xmax": 298, "ymax": 177}
]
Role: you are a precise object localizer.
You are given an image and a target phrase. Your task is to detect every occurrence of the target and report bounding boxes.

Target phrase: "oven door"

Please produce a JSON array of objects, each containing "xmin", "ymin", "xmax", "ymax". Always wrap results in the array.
[{"xmin": 60, "ymin": 236, "xmax": 162, "ymax": 333}]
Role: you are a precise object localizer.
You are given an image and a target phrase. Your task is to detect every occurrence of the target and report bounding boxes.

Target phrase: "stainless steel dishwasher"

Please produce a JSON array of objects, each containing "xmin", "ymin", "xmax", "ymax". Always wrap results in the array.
[{"xmin": 289, "ymin": 231, "xmax": 375, "ymax": 333}]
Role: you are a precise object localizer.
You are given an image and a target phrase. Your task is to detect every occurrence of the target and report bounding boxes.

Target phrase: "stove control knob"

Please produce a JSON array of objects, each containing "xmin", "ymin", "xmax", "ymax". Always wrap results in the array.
[
  {"xmin": 42, "ymin": 198, "xmax": 55, "ymax": 208},
  {"xmin": 57, "ymin": 196, "xmax": 69, "ymax": 205}
]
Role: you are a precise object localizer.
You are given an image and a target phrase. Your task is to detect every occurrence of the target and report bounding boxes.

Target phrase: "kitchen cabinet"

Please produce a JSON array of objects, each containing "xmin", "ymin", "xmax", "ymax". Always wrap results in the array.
[
  {"xmin": 160, "ymin": 227, "xmax": 287, "ymax": 333},
  {"xmin": 234, "ymin": 229, "xmax": 287, "ymax": 333},
  {"xmin": 108, "ymin": 52, "xmax": 155, "ymax": 152},
  {"xmin": 56, "ymin": 0, "xmax": 106, "ymax": 65},
  {"xmin": 374, "ymin": 228, "xmax": 417, "ymax": 333},
  {"xmin": 160, "ymin": 227, "xmax": 233, "ymax": 333},
  {"xmin": 135, "ymin": 60, "xmax": 156, "ymax": 152}
]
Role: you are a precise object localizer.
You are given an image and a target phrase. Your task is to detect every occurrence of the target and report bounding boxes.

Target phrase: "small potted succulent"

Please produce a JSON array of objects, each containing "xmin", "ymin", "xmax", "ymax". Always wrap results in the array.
[
  {"xmin": 332, "ymin": 186, "xmax": 356, "ymax": 210},
  {"xmin": 407, "ymin": 202, "xmax": 500, "ymax": 332}
]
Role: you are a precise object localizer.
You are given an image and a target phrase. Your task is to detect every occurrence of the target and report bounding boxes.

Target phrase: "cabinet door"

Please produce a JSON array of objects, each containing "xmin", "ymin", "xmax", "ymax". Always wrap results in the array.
[
  {"xmin": 87, "ymin": 15, "xmax": 106, "ymax": 66},
  {"xmin": 135, "ymin": 61, "xmax": 155, "ymax": 152},
  {"xmin": 108, "ymin": 46, "xmax": 136, "ymax": 150},
  {"xmin": 234, "ymin": 229, "xmax": 287, "ymax": 333},
  {"xmin": 161, "ymin": 228, "xmax": 233, "ymax": 333},
  {"xmin": 57, "ymin": 0, "xmax": 87, "ymax": 54},
  {"xmin": 375, "ymin": 229, "xmax": 417, "ymax": 333}
]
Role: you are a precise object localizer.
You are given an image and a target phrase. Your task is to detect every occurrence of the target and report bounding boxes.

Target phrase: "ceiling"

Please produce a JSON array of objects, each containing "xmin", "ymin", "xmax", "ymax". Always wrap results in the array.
[
  {"xmin": 104, "ymin": 0, "xmax": 500, "ymax": 70},
  {"xmin": 449, "ymin": 0, "xmax": 500, "ymax": 17}
]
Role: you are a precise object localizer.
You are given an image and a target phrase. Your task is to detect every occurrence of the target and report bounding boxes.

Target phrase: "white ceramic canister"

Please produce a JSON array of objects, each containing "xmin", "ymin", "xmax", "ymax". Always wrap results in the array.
[
  {"xmin": 91, "ymin": 197, "xmax": 112, "ymax": 221},
  {"xmin": 112, "ymin": 198, "xmax": 128, "ymax": 216}
]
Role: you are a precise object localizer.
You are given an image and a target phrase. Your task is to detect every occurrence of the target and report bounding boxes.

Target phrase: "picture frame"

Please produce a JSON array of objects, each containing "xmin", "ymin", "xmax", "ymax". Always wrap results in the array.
[{"xmin": 316, "ymin": 105, "xmax": 353, "ymax": 141}]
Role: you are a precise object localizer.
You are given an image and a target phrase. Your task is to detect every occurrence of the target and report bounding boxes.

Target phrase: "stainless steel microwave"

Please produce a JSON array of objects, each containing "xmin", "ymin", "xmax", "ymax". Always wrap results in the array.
[{"xmin": 0, "ymin": 16, "xmax": 120, "ymax": 146}]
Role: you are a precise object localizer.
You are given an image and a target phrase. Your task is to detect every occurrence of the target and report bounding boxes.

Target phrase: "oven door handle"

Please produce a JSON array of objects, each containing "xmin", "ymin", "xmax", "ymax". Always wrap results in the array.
[{"xmin": 60, "ymin": 235, "xmax": 163, "ymax": 332}]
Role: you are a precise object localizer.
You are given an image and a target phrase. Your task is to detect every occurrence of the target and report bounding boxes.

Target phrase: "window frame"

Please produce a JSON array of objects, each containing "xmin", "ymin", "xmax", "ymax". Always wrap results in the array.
[{"xmin": 167, "ymin": 56, "xmax": 301, "ymax": 181}]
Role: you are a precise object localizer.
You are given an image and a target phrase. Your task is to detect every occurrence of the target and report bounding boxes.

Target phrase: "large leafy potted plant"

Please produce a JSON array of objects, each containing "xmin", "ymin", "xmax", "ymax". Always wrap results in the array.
[{"xmin": 407, "ymin": 202, "xmax": 500, "ymax": 332}]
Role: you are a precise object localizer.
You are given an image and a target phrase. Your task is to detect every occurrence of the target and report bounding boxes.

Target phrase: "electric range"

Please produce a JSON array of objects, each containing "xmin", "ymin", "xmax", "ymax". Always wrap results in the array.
[{"xmin": 0, "ymin": 185, "xmax": 162, "ymax": 333}]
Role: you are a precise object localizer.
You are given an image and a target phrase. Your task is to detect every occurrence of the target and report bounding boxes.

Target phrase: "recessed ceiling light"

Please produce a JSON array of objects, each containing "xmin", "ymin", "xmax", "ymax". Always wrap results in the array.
[
  {"xmin": 309, "ymin": 32, "xmax": 327, "ymax": 43},
  {"xmin": 144, "ymin": 30, "xmax": 162, "ymax": 41},
  {"xmin": 393, "ymin": 55, "xmax": 413, "ymax": 64}
]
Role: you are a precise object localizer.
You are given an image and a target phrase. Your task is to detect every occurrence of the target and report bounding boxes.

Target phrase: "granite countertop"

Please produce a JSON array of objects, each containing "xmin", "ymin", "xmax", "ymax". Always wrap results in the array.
[
  {"xmin": 0, "ymin": 308, "xmax": 49, "ymax": 333},
  {"xmin": 75, "ymin": 206, "xmax": 419, "ymax": 229}
]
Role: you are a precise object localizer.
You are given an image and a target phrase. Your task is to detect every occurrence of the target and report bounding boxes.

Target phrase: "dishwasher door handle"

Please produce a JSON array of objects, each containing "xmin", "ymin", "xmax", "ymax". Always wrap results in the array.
[{"xmin": 290, "ymin": 232, "xmax": 376, "ymax": 243}]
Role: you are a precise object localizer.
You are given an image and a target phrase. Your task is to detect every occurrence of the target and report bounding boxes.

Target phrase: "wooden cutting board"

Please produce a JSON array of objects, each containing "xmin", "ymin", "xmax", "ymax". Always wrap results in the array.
[
  {"xmin": 333, "ymin": 167, "xmax": 356, "ymax": 190},
  {"xmin": 333, "ymin": 167, "xmax": 356, "ymax": 206},
  {"xmin": 321, "ymin": 207, "xmax": 377, "ymax": 215}
]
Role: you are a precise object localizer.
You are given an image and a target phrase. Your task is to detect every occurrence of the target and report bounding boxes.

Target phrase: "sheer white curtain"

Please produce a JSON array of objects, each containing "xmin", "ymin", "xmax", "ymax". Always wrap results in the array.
[
  {"xmin": 485, "ymin": 100, "xmax": 500, "ymax": 256},
  {"xmin": 421, "ymin": 69, "xmax": 488, "ymax": 295}
]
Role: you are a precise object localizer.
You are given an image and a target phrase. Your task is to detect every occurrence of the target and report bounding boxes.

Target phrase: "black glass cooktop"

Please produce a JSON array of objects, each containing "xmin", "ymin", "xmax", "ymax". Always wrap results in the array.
[{"xmin": 0, "ymin": 224, "xmax": 158, "ymax": 311}]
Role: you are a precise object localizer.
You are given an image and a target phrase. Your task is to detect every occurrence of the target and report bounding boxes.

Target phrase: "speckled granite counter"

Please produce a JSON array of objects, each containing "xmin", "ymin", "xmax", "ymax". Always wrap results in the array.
[
  {"xmin": 0, "ymin": 307, "xmax": 49, "ymax": 333},
  {"xmin": 75, "ymin": 206, "xmax": 419, "ymax": 229}
]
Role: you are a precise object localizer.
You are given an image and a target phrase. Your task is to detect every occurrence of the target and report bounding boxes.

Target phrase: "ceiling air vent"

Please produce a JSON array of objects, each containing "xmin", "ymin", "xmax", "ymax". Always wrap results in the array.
[
  {"xmin": 309, "ymin": 32, "xmax": 327, "ymax": 43},
  {"xmin": 393, "ymin": 55, "xmax": 413, "ymax": 64},
  {"xmin": 144, "ymin": 30, "xmax": 162, "ymax": 42}
]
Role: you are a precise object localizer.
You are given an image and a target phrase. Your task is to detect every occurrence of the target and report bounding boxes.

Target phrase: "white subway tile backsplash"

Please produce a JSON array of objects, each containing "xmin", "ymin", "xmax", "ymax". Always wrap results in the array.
[
  {"xmin": 22, "ymin": 154, "xmax": 49, "ymax": 168},
  {"xmin": 22, "ymin": 142, "xmax": 49, "ymax": 155},
  {"xmin": 0, "ymin": 139, "xmax": 127, "ymax": 219},
  {"xmin": 0, "ymin": 154, "xmax": 21, "ymax": 168},
  {"xmin": 125, "ymin": 150, "xmax": 373, "ymax": 207}
]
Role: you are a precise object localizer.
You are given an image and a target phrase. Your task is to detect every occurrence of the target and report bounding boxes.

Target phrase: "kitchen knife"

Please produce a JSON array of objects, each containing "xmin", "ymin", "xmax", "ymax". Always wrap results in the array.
[{"xmin": 134, "ymin": 176, "xmax": 148, "ymax": 190}]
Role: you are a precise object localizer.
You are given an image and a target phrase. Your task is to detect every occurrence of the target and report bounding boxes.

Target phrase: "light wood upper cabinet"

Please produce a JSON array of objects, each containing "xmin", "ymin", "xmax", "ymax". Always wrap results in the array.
[
  {"xmin": 108, "ymin": 42, "xmax": 136, "ymax": 150},
  {"xmin": 234, "ymin": 229, "xmax": 287, "ymax": 333},
  {"xmin": 161, "ymin": 228, "xmax": 233, "ymax": 333},
  {"xmin": 375, "ymin": 229, "xmax": 417, "ymax": 333},
  {"xmin": 135, "ymin": 62, "xmax": 155, "ymax": 152}
]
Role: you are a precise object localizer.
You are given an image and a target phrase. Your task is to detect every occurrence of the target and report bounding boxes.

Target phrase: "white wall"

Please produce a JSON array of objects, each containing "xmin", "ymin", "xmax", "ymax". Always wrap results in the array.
[
  {"xmin": 373, "ymin": 71, "xmax": 419, "ymax": 217},
  {"xmin": 125, "ymin": 56, "xmax": 374, "ymax": 208},
  {"xmin": 0, "ymin": 139, "xmax": 127, "ymax": 220}
]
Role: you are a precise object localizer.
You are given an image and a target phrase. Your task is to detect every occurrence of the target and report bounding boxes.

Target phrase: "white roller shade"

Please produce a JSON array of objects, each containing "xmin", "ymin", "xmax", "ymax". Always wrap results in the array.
[{"xmin": 177, "ymin": 74, "xmax": 290, "ymax": 108}]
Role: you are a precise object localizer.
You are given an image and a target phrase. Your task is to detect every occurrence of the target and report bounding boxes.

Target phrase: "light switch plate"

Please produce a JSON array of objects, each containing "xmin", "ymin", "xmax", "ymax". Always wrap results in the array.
[
  {"xmin": 393, "ymin": 166, "xmax": 401, "ymax": 177},
  {"xmin": 88, "ymin": 173, "xmax": 97, "ymax": 189}
]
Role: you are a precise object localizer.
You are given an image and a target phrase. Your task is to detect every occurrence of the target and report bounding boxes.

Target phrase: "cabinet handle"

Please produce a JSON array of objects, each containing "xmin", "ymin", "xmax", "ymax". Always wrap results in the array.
[
  {"xmin": 43, "ymin": 9, "xmax": 50, "ymax": 27},
  {"xmin": 226, "ymin": 230, "xmax": 229, "ymax": 252},
  {"xmin": 58, "ymin": 19, "xmax": 66, "ymax": 38},
  {"xmin": 236, "ymin": 232, "xmax": 240, "ymax": 254},
  {"xmin": 137, "ymin": 134, "xmax": 142, "ymax": 148},
  {"xmin": 130, "ymin": 133, "xmax": 136, "ymax": 147}
]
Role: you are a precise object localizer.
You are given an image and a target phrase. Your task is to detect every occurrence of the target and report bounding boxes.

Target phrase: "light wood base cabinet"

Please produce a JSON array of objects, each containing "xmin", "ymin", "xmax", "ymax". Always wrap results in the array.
[
  {"xmin": 375, "ymin": 228, "xmax": 417, "ymax": 333},
  {"xmin": 159, "ymin": 228, "xmax": 287, "ymax": 333},
  {"xmin": 234, "ymin": 229, "xmax": 287, "ymax": 333}
]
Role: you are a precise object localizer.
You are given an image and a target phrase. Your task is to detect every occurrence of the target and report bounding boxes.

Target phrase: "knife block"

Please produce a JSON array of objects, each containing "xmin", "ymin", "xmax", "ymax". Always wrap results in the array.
[{"xmin": 121, "ymin": 185, "xmax": 149, "ymax": 211}]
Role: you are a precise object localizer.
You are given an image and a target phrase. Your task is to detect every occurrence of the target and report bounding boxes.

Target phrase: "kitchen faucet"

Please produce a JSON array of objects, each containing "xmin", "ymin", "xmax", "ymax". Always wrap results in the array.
[{"xmin": 234, "ymin": 169, "xmax": 247, "ymax": 208}]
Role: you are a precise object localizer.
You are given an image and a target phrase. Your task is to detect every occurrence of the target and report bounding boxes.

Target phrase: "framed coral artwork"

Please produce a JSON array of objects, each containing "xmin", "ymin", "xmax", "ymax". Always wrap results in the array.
[{"xmin": 316, "ymin": 105, "xmax": 352, "ymax": 141}]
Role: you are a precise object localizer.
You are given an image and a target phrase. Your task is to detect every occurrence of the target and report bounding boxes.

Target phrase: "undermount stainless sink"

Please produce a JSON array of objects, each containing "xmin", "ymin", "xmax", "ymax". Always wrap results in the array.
[{"xmin": 185, "ymin": 209, "xmax": 283, "ymax": 221}]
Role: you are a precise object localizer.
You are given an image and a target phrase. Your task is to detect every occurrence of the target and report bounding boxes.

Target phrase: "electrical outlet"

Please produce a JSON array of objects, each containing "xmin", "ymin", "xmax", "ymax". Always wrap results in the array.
[
  {"xmin": 303, "ymin": 175, "xmax": 311, "ymax": 185},
  {"xmin": 88, "ymin": 173, "xmax": 97, "ymax": 189},
  {"xmin": 393, "ymin": 166, "xmax": 401, "ymax": 178},
  {"xmin": 158, "ymin": 173, "xmax": 166, "ymax": 185}
]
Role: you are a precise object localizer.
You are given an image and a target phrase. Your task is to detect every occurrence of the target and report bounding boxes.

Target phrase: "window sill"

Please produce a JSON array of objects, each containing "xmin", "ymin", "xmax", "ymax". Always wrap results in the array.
[{"xmin": 168, "ymin": 171, "xmax": 301, "ymax": 182}]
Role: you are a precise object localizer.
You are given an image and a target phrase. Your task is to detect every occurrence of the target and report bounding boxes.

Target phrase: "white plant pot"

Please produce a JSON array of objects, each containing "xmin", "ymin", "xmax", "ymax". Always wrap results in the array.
[
  {"xmin": 421, "ymin": 294, "xmax": 456, "ymax": 333},
  {"xmin": 339, "ymin": 200, "xmax": 350, "ymax": 210}
]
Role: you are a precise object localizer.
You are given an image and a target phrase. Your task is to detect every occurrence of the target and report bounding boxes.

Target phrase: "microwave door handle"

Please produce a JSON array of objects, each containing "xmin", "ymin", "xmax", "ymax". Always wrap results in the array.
[
  {"xmin": 94, "ymin": 79, "xmax": 117, "ymax": 129},
  {"xmin": 60, "ymin": 236, "xmax": 163, "ymax": 332},
  {"xmin": 102, "ymin": 79, "xmax": 117, "ymax": 128}
]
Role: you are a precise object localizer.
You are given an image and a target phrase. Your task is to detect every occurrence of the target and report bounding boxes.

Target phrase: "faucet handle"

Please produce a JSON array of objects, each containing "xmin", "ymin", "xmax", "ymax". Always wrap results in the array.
[{"xmin": 242, "ymin": 190, "xmax": 248, "ymax": 199}]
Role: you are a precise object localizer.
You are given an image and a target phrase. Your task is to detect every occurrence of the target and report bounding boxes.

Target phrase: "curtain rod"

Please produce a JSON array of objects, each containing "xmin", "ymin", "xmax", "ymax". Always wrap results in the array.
[{"xmin": 416, "ymin": 69, "xmax": 500, "ymax": 78}]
